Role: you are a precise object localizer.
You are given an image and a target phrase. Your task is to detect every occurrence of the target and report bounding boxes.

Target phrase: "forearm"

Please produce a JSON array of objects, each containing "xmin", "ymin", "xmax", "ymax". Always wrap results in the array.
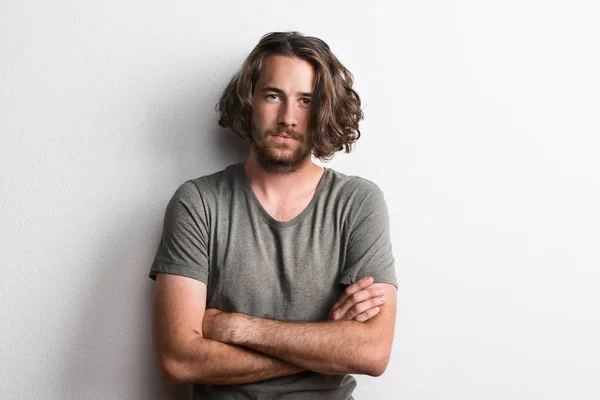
[
  {"xmin": 154, "ymin": 274, "xmax": 305, "ymax": 385},
  {"xmin": 221, "ymin": 315, "xmax": 391, "ymax": 376},
  {"xmin": 159, "ymin": 334, "xmax": 304, "ymax": 385}
]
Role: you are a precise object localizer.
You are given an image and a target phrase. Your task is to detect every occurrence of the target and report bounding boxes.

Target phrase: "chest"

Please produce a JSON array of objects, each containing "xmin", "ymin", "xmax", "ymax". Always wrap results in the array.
[
  {"xmin": 256, "ymin": 193, "xmax": 315, "ymax": 222},
  {"xmin": 205, "ymin": 218, "xmax": 347, "ymax": 321}
]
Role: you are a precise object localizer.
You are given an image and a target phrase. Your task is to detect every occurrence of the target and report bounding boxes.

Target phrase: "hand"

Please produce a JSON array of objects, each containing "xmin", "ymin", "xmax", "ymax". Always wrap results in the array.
[
  {"xmin": 202, "ymin": 308, "xmax": 245, "ymax": 344},
  {"xmin": 328, "ymin": 277, "xmax": 386, "ymax": 322}
]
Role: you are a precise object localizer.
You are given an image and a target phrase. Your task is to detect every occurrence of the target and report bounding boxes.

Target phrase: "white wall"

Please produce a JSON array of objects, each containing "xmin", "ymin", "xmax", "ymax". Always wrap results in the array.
[{"xmin": 1, "ymin": 1, "xmax": 599, "ymax": 399}]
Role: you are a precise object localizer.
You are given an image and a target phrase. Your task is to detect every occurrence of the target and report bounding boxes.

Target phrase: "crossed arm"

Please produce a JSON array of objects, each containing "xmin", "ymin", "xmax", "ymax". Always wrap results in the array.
[{"xmin": 153, "ymin": 273, "xmax": 396, "ymax": 385}]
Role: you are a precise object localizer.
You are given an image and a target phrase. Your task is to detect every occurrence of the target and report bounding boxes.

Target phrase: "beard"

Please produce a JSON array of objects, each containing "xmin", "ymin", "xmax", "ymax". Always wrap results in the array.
[{"xmin": 251, "ymin": 125, "xmax": 312, "ymax": 173}]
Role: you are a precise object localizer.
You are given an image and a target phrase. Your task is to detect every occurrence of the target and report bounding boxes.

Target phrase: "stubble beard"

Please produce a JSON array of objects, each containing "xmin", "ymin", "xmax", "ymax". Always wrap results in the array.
[{"xmin": 251, "ymin": 126, "xmax": 312, "ymax": 173}]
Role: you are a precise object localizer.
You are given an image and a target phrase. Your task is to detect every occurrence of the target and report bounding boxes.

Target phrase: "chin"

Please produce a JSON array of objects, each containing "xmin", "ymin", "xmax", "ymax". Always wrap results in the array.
[
  {"xmin": 260, "ymin": 150, "xmax": 311, "ymax": 173},
  {"xmin": 251, "ymin": 137, "xmax": 311, "ymax": 171}
]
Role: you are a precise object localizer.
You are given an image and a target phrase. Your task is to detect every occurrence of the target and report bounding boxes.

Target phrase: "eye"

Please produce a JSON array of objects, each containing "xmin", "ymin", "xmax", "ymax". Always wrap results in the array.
[
  {"xmin": 266, "ymin": 94, "xmax": 279, "ymax": 101},
  {"xmin": 300, "ymin": 98, "xmax": 311, "ymax": 106}
]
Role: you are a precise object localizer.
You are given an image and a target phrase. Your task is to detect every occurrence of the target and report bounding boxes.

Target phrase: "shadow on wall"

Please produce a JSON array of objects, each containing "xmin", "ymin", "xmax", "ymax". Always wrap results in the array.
[
  {"xmin": 59, "ymin": 77, "xmax": 249, "ymax": 398},
  {"xmin": 147, "ymin": 71, "xmax": 250, "ymax": 183},
  {"xmin": 58, "ymin": 217, "xmax": 193, "ymax": 399}
]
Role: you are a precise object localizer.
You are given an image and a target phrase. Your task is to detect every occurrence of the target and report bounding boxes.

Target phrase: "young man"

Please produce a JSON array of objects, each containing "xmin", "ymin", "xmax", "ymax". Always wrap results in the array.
[{"xmin": 150, "ymin": 32, "xmax": 397, "ymax": 399}]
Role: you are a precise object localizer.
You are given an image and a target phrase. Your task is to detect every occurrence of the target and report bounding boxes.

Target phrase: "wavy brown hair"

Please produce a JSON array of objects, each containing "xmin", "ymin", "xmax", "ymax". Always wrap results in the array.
[{"xmin": 217, "ymin": 32, "xmax": 363, "ymax": 160}]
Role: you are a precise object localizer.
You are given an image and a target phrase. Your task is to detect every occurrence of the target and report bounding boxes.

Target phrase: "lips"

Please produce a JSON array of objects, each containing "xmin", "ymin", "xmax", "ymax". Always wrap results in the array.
[
  {"xmin": 273, "ymin": 134, "xmax": 295, "ymax": 140},
  {"xmin": 269, "ymin": 129, "xmax": 301, "ymax": 141}
]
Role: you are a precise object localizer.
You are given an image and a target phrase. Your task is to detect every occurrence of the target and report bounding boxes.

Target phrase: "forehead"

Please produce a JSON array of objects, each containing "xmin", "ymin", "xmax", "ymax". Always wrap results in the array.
[{"xmin": 255, "ymin": 55, "xmax": 315, "ymax": 93}]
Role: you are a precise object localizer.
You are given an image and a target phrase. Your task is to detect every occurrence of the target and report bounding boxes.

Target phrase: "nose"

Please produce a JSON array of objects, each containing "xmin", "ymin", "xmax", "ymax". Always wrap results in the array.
[{"xmin": 277, "ymin": 101, "xmax": 297, "ymax": 127}]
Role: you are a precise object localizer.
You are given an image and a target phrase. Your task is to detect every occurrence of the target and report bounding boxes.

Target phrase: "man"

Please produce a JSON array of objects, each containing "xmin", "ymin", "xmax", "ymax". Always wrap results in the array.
[{"xmin": 150, "ymin": 32, "xmax": 397, "ymax": 399}]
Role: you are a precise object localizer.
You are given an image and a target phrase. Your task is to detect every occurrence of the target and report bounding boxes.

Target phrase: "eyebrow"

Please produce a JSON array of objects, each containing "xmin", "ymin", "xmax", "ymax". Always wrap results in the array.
[{"xmin": 261, "ymin": 86, "xmax": 312, "ymax": 97}]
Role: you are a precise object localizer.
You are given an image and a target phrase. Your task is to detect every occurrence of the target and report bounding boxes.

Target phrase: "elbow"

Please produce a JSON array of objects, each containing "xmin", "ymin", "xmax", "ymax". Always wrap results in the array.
[
  {"xmin": 157, "ymin": 354, "xmax": 188, "ymax": 385},
  {"xmin": 155, "ymin": 334, "xmax": 214, "ymax": 385},
  {"xmin": 157, "ymin": 349, "xmax": 216, "ymax": 385},
  {"xmin": 157, "ymin": 350, "xmax": 208, "ymax": 385},
  {"xmin": 358, "ymin": 347, "xmax": 391, "ymax": 377},
  {"xmin": 365, "ymin": 357, "xmax": 389, "ymax": 377}
]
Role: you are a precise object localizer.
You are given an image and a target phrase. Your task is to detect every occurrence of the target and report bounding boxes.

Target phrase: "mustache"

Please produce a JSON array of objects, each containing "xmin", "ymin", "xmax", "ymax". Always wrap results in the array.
[{"xmin": 267, "ymin": 127, "xmax": 302, "ymax": 141}]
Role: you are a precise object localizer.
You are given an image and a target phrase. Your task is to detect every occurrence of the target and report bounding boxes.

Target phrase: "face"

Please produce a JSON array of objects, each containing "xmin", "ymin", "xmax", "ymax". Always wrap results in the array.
[{"xmin": 250, "ymin": 55, "xmax": 315, "ymax": 172}]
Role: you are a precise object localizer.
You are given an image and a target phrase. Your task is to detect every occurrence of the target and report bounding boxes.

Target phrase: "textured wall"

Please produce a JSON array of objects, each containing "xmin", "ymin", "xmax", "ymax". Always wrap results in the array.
[{"xmin": 1, "ymin": 1, "xmax": 599, "ymax": 399}]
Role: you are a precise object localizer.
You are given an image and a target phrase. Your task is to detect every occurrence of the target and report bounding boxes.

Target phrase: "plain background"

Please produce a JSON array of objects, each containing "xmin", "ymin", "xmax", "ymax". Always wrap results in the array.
[{"xmin": 1, "ymin": 0, "xmax": 599, "ymax": 399}]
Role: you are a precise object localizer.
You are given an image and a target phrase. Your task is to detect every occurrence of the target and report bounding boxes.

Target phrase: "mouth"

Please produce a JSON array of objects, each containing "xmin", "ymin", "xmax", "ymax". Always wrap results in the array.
[
  {"xmin": 273, "ymin": 134, "xmax": 296, "ymax": 140},
  {"xmin": 269, "ymin": 131, "xmax": 301, "ymax": 144}
]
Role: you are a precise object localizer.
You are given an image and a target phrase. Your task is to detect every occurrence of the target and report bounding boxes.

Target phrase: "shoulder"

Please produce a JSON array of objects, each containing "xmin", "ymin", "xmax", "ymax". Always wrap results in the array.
[
  {"xmin": 324, "ymin": 168, "xmax": 385, "ymax": 205},
  {"xmin": 172, "ymin": 163, "xmax": 242, "ymax": 202},
  {"xmin": 163, "ymin": 163, "xmax": 243, "ymax": 221}
]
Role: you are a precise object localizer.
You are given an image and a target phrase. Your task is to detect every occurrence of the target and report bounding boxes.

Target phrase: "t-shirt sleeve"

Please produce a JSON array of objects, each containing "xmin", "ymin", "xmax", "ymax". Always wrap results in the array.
[
  {"xmin": 149, "ymin": 180, "xmax": 210, "ymax": 283},
  {"xmin": 338, "ymin": 187, "xmax": 397, "ymax": 287}
]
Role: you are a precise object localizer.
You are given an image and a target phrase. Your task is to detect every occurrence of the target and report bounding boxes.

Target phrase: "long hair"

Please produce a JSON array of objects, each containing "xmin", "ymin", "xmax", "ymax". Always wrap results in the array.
[{"xmin": 216, "ymin": 32, "xmax": 363, "ymax": 160}]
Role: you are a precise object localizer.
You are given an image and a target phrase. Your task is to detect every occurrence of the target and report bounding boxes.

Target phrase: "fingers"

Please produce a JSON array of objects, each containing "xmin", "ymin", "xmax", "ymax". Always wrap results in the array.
[
  {"xmin": 331, "ymin": 292, "xmax": 386, "ymax": 321},
  {"xmin": 330, "ymin": 276, "xmax": 374, "ymax": 315},
  {"xmin": 338, "ymin": 285, "xmax": 385, "ymax": 319},
  {"xmin": 353, "ymin": 306, "xmax": 381, "ymax": 322}
]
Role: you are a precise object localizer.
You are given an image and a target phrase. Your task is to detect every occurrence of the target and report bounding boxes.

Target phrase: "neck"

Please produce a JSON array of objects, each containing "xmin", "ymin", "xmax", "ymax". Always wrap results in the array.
[{"xmin": 244, "ymin": 152, "xmax": 323, "ymax": 198}]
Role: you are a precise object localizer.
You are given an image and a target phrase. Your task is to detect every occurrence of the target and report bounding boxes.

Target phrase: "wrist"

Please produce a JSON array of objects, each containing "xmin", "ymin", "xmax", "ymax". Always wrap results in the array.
[
  {"xmin": 230, "ymin": 313, "xmax": 253, "ymax": 346},
  {"xmin": 204, "ymin": 309, "xmax": 251, "ymax": 345}
]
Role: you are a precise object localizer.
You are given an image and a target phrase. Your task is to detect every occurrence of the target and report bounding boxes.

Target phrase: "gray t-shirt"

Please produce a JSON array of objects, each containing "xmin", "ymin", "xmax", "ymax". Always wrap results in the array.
[{"xmin": 150, "ymin": 162, "xmax": 397, "ymax": 399}]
